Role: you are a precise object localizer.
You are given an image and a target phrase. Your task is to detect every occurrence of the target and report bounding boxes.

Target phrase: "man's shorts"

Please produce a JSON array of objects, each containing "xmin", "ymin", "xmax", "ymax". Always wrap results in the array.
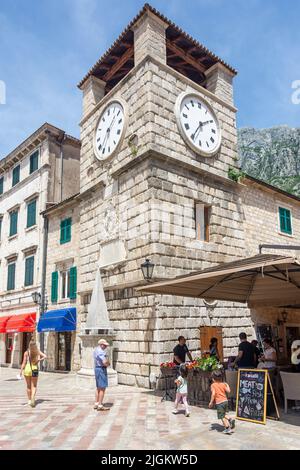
[{"xmin": 216, "ymin": 401, "xmax": 229, "ymax": 419}]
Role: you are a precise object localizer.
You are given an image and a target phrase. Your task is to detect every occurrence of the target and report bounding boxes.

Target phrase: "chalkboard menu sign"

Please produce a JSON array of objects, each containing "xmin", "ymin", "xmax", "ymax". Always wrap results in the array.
[{"xmin": 236, "ymin": 369, "xmax": 268, "ymax": 424}]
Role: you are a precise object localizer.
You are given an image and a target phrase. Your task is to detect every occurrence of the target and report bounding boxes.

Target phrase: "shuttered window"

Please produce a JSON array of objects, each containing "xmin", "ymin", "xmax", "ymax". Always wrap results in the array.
[
  {"xmin": 69, "ymin": 267, "xmax": 77, "ymax": 300},
  {"xmin": 9, "ymin": 210, "xmax": 18, "ymax": 237},
  {"xmin": 29, "ymin": 150, "xmax": 39, "ymax": 174},
  {"xmin": 60, "ymin": 218, "xmax": 72, "ymax": 244},
  {"xmin": 279, "ymin": 207, "xmax": 292, "ymax": 235},
  {"xmin": 7, "ymin": 263, "xmax": 16, "ymax": 291},
  {"xmin": 0, "ymin": 217, "xmax": 2, "ymax": 240},
  {"xmin": 0, "ymin": 176, "xmax": 3, "ymax": 195},
  {"xmin": 25, "ymin": 256, "xmax": 34, "ymax": 286},
  {"xmin": 12, "ymin": 165, "xmax": 20, "ymax": 187},
  {"xmin": 27, "ymin": 199, "xmax": 37, "ymax": 228},
  {"xmin": 51, "ymin": 271, "xmax": 59, "ymax": 303}
]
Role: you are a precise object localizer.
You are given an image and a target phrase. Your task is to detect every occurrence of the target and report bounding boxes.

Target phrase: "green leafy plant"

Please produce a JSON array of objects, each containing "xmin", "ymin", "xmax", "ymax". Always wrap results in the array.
[
  {"xmin": 194, "ymin": 356, "xmax": 222, "ymax": 371},
  {"xmin": 228, "ymin": 167, "xmax": 246, "ymax": 183}
]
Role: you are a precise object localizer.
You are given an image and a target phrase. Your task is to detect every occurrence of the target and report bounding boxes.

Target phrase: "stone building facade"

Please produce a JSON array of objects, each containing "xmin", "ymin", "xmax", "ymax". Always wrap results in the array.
[
  {"xmin": 40, "ymin": 195, "xmax": 81, "ymax": 372},
  {"xmin": 0, "ymin": 123, "xmax": 80, "ymax": 367}
]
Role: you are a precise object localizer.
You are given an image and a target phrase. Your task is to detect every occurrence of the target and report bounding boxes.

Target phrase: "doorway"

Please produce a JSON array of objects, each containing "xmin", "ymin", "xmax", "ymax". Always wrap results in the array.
[
  {"xmin": 199, "ymin": 326, "xmax": 224, "ymax": 361},
  {"xmin": 56, "ymin": 332, "xmax": 72, "ymax": 371},
  {"xmin": 5, "ymin": 334, "xmax": 13, "ymax": 364}
]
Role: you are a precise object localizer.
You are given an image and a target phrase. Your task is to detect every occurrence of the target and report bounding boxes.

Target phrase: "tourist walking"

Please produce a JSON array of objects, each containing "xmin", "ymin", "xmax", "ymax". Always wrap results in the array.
[
  {"xmin": 172, "ymin": 364, "xmax": 190, "ymax": 417},
  {"xmin": 232, "ymin": 332, "xmax": 256, "ymax": 369},
  {"xmin": 94, "ymin": 339, "xmax": 110, "ymax": 411},
  {"xmin": 173, "ymin": 336, "xmax": 193, "ymax": 365},
  {"xmin": 20, "ymin": 339, "xmax": 47, "ymax": 408},
  {"xmin": 209, "ymin": 370, "xmax": 235, "ymax": 434}
]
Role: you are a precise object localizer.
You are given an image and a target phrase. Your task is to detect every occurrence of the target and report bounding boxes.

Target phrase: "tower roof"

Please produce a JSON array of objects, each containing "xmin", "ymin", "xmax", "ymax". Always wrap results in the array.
[{"xmin": 78, "ymin": 3, "xmax": 237, "ymax": 91}]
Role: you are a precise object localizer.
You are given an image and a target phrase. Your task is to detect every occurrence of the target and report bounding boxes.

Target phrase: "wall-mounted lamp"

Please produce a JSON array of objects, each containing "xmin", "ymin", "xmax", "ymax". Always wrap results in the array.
[
  {"xmin": 277, "ymin": 310, "xmax": 288, "ymax": 326},
  {"xmin": 32, "ymin": 291, "xmax": 41, "ymax": 305},
  {"xmin": 141, "ymin": 259, "xmax": 155, "ymax": 281}
]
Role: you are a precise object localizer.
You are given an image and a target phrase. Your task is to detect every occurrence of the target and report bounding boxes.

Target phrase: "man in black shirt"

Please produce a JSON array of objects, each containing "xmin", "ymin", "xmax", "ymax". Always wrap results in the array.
[
  {"xmin": 233, "ymin": 332, "xmax": 256, "ymax": 369},
  {"xmin": 173, "ymin": 336, "xmax": 193, "ymax": 365}
]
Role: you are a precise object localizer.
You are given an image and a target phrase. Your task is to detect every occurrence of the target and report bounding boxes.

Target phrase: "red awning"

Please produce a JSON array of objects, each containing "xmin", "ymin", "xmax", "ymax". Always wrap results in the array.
[
  {"xmin": 0, "ymin": 316, "xmax": 11, "ymax": 333},
  {"xmin": 5, "ymin": 313, "xmax": 36, "ymax": 333}
]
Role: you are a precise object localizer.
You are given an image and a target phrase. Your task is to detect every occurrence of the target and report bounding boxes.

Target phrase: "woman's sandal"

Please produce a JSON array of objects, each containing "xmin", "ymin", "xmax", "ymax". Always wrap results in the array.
[{"xmin": 97, "ymin": 405, "xmax": 109, "ymax": 411}]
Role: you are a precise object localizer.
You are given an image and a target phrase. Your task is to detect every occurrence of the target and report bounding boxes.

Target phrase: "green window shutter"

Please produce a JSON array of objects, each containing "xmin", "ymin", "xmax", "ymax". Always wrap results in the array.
[
  {"xmin": 51, "ymin": 271, "xmax": 59, "ymax": 302},
  {"xmin": 27, "ymin": 200, "xmax": 37, "ymax": 228},
  {"xmin": 12, "ymin": 165, "xmax": 20, "ymax": 186},
  {"xmin": 66, "ymin": 218, "xmax": 72, "ymax": 242},
  {"xmin": 286, "ymin": 212, "xmax": 292, "ymax": 234},
  {"xmin": 25, "ymin": 256, "xmax": 34, "ymax": 286},
  {"xmin": 9, "ymin": 211, "xmax": 18, "ymax": 237},
  {"xmin": 7, "ymin": 263, "xmax": 16, "ymax": 291},
  {"xmin": 60, "ymin": 220, "xmax": 65, "ymax": 243},
  {"xmin": 279, "ymin": 208, "xmax": 286, "ymax": 232},
  {"xmin": 29, "ymin": 151, "xmax": 39, "ymax": 174},
  {"xmin": 69, "ymin": 266, "xmax": 77, "ymax": 299},
  {"xmin": 0, "ymin": 177, "xmax": 3, "ymax": 195},
  {"xmin": 279, "ymin": 207, "xmax": 292, "ymax": 235},
  {"xmin": 60, "ymin": 218, "xmax": 72, "ymax": 244}
]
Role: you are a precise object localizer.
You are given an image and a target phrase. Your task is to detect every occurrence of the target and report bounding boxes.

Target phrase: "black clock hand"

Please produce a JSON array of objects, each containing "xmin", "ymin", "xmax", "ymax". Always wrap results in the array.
[
  {"xmin": 100, "ymin": 115, "xmax": 117, "ymax": 149},
  {"xmin": 100, "ymin": 130, "xmax": 109, "ymax": 150},
  {"xmin": 201, "ymin": 120, "xmax": 214, "ymax": 126},
  {"xmin": 191, "ymin": 121, "xmax": 203, "ymax": 141}
]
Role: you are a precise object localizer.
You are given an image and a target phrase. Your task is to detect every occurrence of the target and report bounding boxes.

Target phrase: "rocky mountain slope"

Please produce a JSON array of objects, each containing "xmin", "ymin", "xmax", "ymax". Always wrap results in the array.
[{"xmin": 238, "ymin": 126, "xmax": 300, "ymax": 197}]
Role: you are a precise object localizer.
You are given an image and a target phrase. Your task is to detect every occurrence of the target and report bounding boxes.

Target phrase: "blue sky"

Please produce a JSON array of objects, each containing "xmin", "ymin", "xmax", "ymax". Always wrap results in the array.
[{"xmin": 0, "ymin": 0, "xmax": 299, "ymax": 157}]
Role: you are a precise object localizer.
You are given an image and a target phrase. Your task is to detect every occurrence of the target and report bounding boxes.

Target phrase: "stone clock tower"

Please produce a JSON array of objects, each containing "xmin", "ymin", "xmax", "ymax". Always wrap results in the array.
[{"xmin": 77, "ymin": 4, "xmax": 252, "ymax": 387}]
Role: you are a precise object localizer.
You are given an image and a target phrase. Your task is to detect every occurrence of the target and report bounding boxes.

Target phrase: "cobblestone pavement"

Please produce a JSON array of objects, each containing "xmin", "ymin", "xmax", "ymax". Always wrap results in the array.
[{"xmin": 0, "ymin": 368, "xmax": 300, "ymax": 450}]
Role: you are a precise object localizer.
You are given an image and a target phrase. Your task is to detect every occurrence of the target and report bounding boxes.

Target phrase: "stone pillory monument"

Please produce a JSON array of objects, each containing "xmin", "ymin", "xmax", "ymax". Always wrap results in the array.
[{"xmin": 76, "ymin": 4, "xmax": 300, "ymax": 387}]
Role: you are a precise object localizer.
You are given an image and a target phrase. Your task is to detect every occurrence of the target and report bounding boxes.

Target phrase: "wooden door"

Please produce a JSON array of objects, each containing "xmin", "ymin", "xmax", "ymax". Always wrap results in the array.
[{"xmin": 200, "ymin": 326, "xmax": 224, "ymax": 362}]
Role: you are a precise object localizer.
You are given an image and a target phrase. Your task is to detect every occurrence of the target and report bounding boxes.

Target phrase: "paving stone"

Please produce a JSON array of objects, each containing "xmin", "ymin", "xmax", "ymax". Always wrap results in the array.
[{"xmin": 0, "ymin": 368, "xmax": 299, "ymax": 449}]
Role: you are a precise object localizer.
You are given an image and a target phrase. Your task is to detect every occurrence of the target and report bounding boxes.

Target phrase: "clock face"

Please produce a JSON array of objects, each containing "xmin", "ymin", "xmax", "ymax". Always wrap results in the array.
[
  {"xmin": 176, "ymin": 93, "xmax": 221, "ymax": 156},
  {"xmin": 94, "ymin": 101, "xmax": 125, "ymax": 160}
]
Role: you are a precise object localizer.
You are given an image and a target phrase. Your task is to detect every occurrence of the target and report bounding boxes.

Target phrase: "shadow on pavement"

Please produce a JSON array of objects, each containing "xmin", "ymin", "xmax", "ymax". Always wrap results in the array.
[{"xmin": 210, "ymin": 423, "xmax": 224, "ymax": 433}]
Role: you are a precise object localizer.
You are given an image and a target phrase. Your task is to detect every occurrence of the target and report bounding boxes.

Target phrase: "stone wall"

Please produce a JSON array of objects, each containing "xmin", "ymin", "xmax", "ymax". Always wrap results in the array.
[{"xmin": 242, "ymin": 180, "xmax": 300, "ymax": 256}]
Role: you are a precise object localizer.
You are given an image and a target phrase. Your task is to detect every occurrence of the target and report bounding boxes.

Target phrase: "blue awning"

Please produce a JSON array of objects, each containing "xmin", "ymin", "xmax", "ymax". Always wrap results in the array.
[{"xmin": 37, "ymin": 308, "xmax": 76, "ymax": 333}]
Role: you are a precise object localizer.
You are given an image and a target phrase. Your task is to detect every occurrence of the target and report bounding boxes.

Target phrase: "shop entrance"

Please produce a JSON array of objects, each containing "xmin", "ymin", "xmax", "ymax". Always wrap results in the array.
[
  {"xmin": 5, "ymin": 334, "xmax": 13, "ymax": 364},
  {"xmin": 56, "ymin": 332, "xmax": 72, "ymax": 371}
]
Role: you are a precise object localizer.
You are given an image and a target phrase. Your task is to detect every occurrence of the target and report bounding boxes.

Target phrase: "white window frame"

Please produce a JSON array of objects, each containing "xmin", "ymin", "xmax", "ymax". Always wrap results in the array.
[{"xmin": 60, "ymin": 269, "xmax": 71, "ymax": 300}]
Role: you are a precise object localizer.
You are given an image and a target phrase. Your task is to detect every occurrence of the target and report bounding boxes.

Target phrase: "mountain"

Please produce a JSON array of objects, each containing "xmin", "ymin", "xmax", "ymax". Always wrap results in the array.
[{"xmin": 238, "ymin": 126, "xmax": 300, "ymax": 197}]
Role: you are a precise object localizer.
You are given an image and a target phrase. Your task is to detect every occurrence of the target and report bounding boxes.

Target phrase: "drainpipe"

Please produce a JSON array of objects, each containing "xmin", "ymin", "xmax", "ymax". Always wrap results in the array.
[{"xmin": 40, "ymin": 214, "xmax": 49, "ymax": 363}]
